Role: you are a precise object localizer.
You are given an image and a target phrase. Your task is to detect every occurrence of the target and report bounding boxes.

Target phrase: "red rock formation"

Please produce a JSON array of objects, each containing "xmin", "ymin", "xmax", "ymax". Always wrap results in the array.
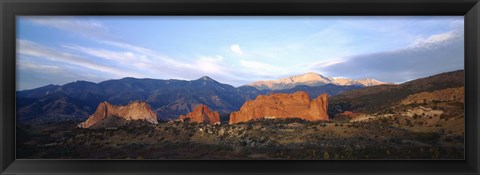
[
  {"xmin": 178, "ymin": 104, "xmax": 220, "ymax": 124},
  {"xmin": 229, "ymin": 91, "xmax": 329, "ymax": 124},
  {"xmin": 339, "ymin": 111, "xmax": 355, "ymax": 117},
  {"xmin": 337, "ymin": 111, "xmax": 361, "ymax": 118},
  {"xmin": 78, "ymin": 101, "xmax": 158, "ymax": 128}
]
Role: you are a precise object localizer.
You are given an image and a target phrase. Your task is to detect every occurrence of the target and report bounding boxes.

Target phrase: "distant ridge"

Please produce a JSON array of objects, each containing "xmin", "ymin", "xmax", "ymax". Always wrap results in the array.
[
  {"xmin": 328, "ymin": 70, "xmax": 465, "ymax": 116},
  {"xmin": 245, "ymin": 72, "xmax": 389, "ymax": 90}
]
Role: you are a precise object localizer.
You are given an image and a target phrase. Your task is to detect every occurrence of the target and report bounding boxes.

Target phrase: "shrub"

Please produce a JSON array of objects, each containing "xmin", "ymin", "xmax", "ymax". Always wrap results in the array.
[
  {"xmin": 323, "ymin": 152, "xmax": 330, "ymax": 160},
  {"xmin": 413, "ymin": 114, "xmax": 419, "ymax": 120},
  {"xmin": 405, "ymin": 119, "xmax": 412, "ymax": 126}
]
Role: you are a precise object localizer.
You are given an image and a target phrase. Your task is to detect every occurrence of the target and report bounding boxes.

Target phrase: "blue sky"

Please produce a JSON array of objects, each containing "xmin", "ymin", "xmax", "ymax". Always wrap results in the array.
[{"xmin": 16, "ymin": 16, "xmax": 464, "ymax": 90}]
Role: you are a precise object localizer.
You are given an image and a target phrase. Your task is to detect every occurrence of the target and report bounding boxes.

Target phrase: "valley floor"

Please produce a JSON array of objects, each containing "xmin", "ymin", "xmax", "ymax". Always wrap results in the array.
[{"xmin": 17, "ymin": 106, "xmax": 464, "ymax": 160}]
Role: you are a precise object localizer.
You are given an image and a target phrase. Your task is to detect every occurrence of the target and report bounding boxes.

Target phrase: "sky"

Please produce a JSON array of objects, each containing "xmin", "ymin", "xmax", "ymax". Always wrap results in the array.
[{"xmin": 16, "ymin": 16, "xmax": 464, "ymax": 90}]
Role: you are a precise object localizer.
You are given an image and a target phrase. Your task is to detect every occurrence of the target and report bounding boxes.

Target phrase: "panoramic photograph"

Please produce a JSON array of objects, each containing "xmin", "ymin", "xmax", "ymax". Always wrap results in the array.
[{"xmin": 16, "ymin": 16, "xmax": 464, "ymax": 159}]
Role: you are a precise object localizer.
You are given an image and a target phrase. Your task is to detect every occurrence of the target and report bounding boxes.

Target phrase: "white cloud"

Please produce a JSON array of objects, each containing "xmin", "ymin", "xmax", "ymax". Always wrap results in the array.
[
  {"xmin": 26, "ymin": 16, "xmax": 105, "ymax": 30},
  {"xmin": 312, "ymin": 29, "xmax": 464, "ymax": 83},
  {"xmin": 239, "ymin": 60, "xmax": 286, "ymax": 76},
  {"xmin": 98, "ymin": 40, "xmax": 193, "ymax": 69},
  {"xmin": 20, "ymin": 16, "xmax": 464, "ymax": 88},
  {"xmin": 17, "ymin": 59, "xmax": 64, "ymax": 74},
  {"xmin": 198, "ymin": 55, "xmax": 224, "ymax": 62},
  {"xmin": 23, "ymin": 17, "xmax": 226, "ymax": 80},
  {"xmin": 409, "ymin": 31, "xmax": 460, "ymax": 49},
  {"xmin": 67, "ymin": 41, "xmax": 240, "ymax": 82},
  {"xmin": 230, "ymin": 44, "xmax": 243, "ymax": 55},
  {"xmin": 195, "ymin": 55, "xmax": 226, "ymax": 74},
  {"xmin": 24, "ymin": 16, "xmax": 113, "ymax": 40},
  {"xmin": 21, "ymin": 17, "xmax": 291, "ymax": 86},
  {"xmin": 67, "ymin": 43, "xmax": 191, "ymax": 79},
  {"xmin": 100, "ymin": 42, "xmax": 231, "ymax": 79},
  {"xmin": 64, "ymin": 45, "xmax": 149, "ymax": 62},
  {"xmin": 20, "ymin": 17, "xmax": 293, "ymax": 87},
  {"xmin": 17, "ymin": 39, "xmax": 142, "ymax": 78},
  {"xmin": 312, "ymin": 59, "xmax": 346, "ymax": 68}
]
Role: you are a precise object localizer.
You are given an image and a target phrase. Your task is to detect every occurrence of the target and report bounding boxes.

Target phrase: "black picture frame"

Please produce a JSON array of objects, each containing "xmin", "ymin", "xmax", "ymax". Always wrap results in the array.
[{"xmin": 1, "ymin": 0, "xmax": 479, "ymax": 174}]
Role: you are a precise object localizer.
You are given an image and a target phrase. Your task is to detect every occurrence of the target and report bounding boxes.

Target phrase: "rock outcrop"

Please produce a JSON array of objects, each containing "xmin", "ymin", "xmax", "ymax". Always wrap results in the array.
[
  {"xmin": 334, "ymin": 111, "xmax": 361, "ymax": 121},
  {"xmin": 229, "ymin": 91, "xmax": 329, "ymax": 124},
  {"xmin": 178, "ymin": 104, "xmax": 220, "ymax": 124},
  {"xmin": 339, "ymin": 111, "xmax": 355, "ymax": 117},
  {"xmin": 78, "ymin": 101, "xmax": 158, "ymax": 128}
]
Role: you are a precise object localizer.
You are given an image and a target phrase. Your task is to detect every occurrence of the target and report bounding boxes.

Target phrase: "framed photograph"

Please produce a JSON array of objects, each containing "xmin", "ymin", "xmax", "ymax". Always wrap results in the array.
[{"xmin": 1, "ymin": 0, "xmax": 479, "ymax": 174}]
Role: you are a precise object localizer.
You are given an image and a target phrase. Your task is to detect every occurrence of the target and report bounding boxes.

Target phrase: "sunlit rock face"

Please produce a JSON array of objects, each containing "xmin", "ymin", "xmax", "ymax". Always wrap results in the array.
[
  {"xmin": 229, "ymin": 91, "xmax": 329, "ymax": 124},
  {"xmin": 78, "ymin": 101, "xmax": 158, "ymax": 128},
  {"xmin": 178, "ymin": 104, "xmax": 220, "ymax": 125}
]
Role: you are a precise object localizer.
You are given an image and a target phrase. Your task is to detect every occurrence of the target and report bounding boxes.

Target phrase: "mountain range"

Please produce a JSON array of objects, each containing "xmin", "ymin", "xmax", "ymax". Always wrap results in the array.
[
  {"xmin": 17, "ymin": 72, "xmax": 367, "ymax": 122},
  {"xmin": 20, "ymin": 70, "xmax": 464, "ymax": 124},
  {"xmin": 246, "ymin": 72, "xmax": 388, "ymax": 90}
]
